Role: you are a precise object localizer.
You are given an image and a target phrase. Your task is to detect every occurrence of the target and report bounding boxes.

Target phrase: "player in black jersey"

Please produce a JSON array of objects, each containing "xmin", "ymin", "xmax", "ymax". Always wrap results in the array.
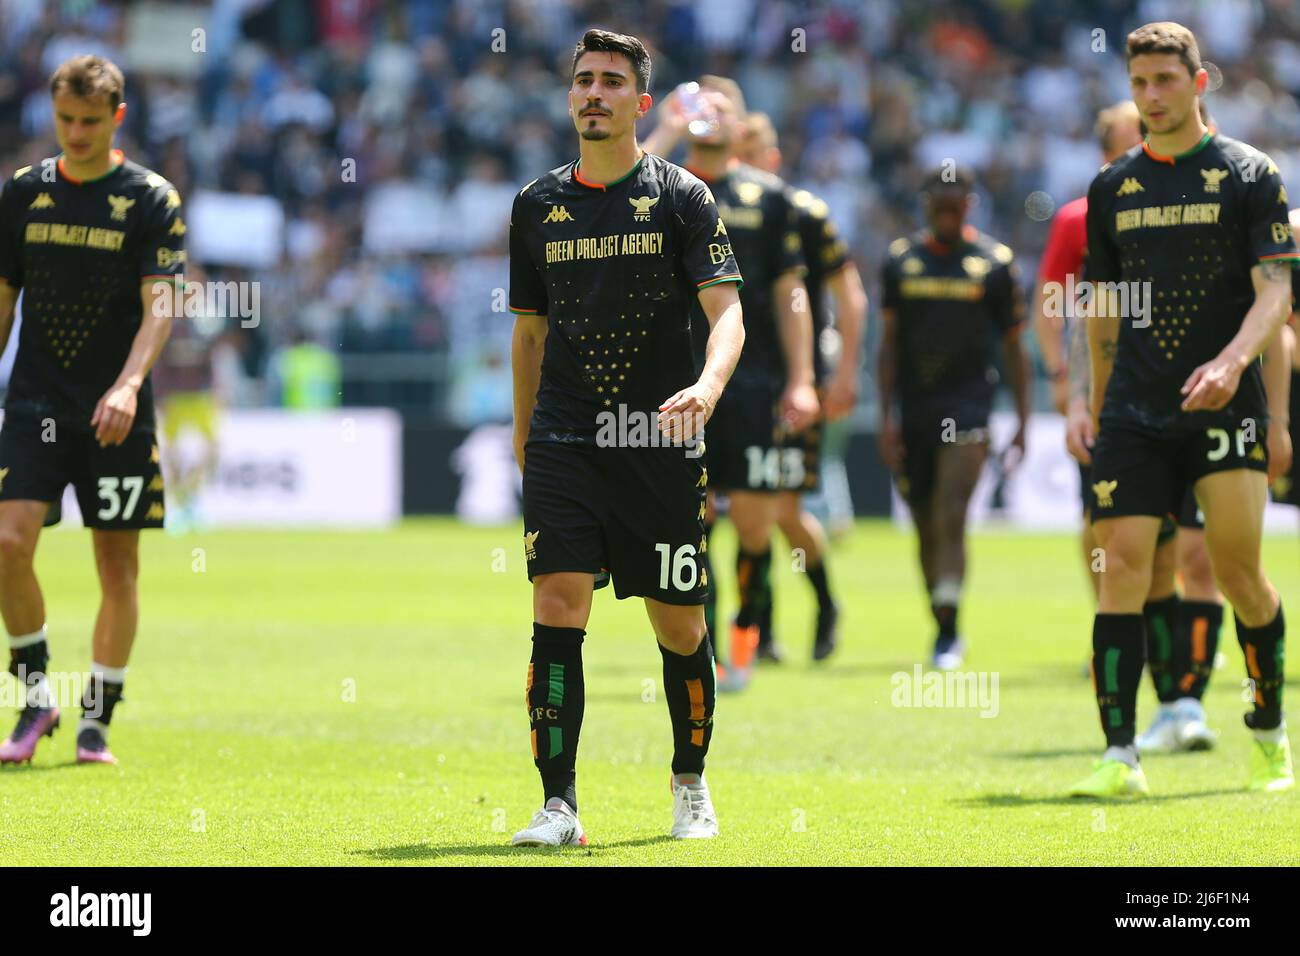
[
  {"xmin": 1268, "ymin": 209, "xmax": 1300, "ymax": 515},
  {"xmin": 879, "ymin": 168, "xmax": 1029, "ymax": 671},
  {"xmin": 0, "ymin": 57, "xmax": 184, "ymax": 766},
  {"xmin": 1072, "ymin": 23, "xmax": 1298, "ymax": 798},
  {"xmin": 509, "ymin": 31, "xmax": 745, "ymax": 845},
  {"xmin": 646, "ymin": 77, "xmax": 819, "ymax": 691},
  {"xmin": 735, "ymin": 112, "xmax": 866, "ymax": 662}
]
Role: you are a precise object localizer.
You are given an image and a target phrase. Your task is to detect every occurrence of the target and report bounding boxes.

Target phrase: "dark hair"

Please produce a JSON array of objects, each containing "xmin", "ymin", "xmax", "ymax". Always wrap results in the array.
[
  {"xmin": 923, "ymin": 165, "xmax": 975, "ymax": 196},
  {"xmin": 571, "ymin": 29, "xmax": 651, "ymax": 94},
  {"xmin": 50, "ymin": 54, "xmax": 125, "ymax": 111},
  {"xmin": 1126, "ymin": 21, "xmax": 1202, "ymax": 77}
]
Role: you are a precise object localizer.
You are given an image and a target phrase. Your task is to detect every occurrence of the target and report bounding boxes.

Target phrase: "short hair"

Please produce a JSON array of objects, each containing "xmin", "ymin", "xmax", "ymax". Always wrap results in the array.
[
  {"xmin": 1126, "ymin": 21, "xmax": 1202, "ymax": 77},
  {"xmin": 699, "ymin": 75, "xmax": 747, "ymax": 118},
  {"xmin": 742, "ymin": 112, "xmax": 777, "ymax": 151},
  {"xmin": 1094, "ymin": 101, "xmax": 1140, "ymax": 152},
  {"xmin": 571, "ymin": 29, "xmax": 651, "ymax": 94},
  {"xmin": 49, "ymin": 54, "xmax": 125, "ymax": 111},
  {"xmin": 923, "ymin": 165, "xmax": 975, "ymax": 196}
]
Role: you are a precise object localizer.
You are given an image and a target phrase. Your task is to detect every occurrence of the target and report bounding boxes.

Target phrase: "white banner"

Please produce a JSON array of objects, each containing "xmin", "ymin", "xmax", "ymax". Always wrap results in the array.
[
  {"xmin": 892, "ymin": 411, "xmax": 1300, "ymax": 533},
  {"xmin": 30, "ymin": 409, "xmax": 402, "ymax": 529}
]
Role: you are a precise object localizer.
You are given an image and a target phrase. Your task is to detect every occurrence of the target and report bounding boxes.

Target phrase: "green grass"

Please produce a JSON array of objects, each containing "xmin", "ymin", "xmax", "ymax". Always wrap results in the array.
[{"xmin": 2, "ymin": 517, "xmax": 1298, "ymax": 865}]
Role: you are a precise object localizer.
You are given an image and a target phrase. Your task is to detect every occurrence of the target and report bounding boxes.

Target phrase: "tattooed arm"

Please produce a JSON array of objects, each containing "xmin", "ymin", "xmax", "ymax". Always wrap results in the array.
[
  {"xmin": 1182, "ymin": 259, "xmax": 1294, "ymax": 412},
  {"xmin": 1086, "ymin": 290, "xmax": 1120, "ymax": 429}
]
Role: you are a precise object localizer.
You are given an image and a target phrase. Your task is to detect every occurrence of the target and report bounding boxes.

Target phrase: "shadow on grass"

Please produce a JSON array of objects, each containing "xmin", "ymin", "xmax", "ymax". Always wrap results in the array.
[
  {"xmin": 0, "ymin": 760, "xmax": 88, "ymax": 773},
  {"xmin": 354, "ymin": 834, "xmax": 674, "ymax": 861},
  {"xmin": 955, "ymin": 787, "xmax": 1246, "ymax": 808},
  {"xmin": 990, "ymin": 748, "xmax": 1103, "ymax": 760}
]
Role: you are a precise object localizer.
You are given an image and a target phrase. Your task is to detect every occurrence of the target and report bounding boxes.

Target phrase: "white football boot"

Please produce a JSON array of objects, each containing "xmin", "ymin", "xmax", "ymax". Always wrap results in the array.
[
  {"xmin": 511, "ymin": 797, "xmax": 588, "ymax": 847},
  {"xmin": 671, "ymin": 773, "xmax": 719, "ymax": 839}
]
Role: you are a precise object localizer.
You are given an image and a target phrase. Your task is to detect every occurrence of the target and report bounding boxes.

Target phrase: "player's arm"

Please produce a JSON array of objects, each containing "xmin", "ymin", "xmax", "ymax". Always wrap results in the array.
[
  {"xmin": 876, "ymin": 304, "xmax": 903, "ymax": 474},
  {"xmin": 511, "ymin": 313, "xmax": 547, "ymax": 474},
  {"xmin": 1001, "ymin": 324, "xmax": 1031, "ymax": 463},
  {"xmin": 1034, "ymin": 208, "xmax": 1074, "ymax": 414},
  {"xmin": 991, "ymin": 255, "xmax": 1029, "ymax": 461},
  {"xmin": 1083, "ymin": 176, "xmax": 1122, "ymax": 430},
  {"xmin": 658, "ymin": 283, "xmax": 743, "ymax": 444},
  {"xmin": 1064, "ymin": 313, "xmax": 1095, "ymax": 464},
  {"xmin": 1181, "ymin": 260, "xmax": 1293, "ymax": 412},
  {"xmin": 1261, "ymin": 324, "xmax": 1292, "ymax": 482},
  {"xmin": 92, "ymin": 280, "xmax": 176, "ymax": 447},
  {"xmin": 0, "ymin": 281, "xmax": 18, "ymax": 355},
  {"xmin": 822, "ymin": 262, "xmax": 867, "ymax": 420},
  {"xmin": 774, "ymin": 268, "xmax": 818, "ymax": 430}
]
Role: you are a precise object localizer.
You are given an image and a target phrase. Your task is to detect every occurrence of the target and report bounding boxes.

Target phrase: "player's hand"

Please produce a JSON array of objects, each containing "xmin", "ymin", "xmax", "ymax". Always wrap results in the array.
[
  {"xmin": 1005, "ymin": 422, "xmax": 1028, "ymax": 472},
  {"xmin": 91, "ymin": 382, "xmax": 138, "ymax": 447},
  {"xmin": 822, "ymin": 368, "xmax": 858, "ymax": 421},
  {"xmin": 1180, "ymin": 353, "xmax": 1246, "ymax": 412},
  {"xmin": 1065, "ymin": 397, "xmax": 1095, "ymax": 465},
  {"xmin": 780, "ymin": 381, "xmax": 819, "ymax": 432},
  {"xmin": 878, "ymin": 416, "xmax": 905, "ymax": 474},
  {"xmin": 513, "ymin": 429, "xmax": 527, "ymax": 478},
  {"xmin": 1267, "ymin": 420, "xmax": 1292, "ymax": 484},
  {"xmin": 658, "ymin": 380, "xmax": 718, "ymax": 444}
]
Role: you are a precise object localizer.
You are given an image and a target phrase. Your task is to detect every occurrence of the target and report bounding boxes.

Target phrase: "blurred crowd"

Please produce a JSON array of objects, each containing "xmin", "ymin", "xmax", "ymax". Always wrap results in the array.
[{"xmin": 1, "ymin": 0, "xmax": 1299, "ymax": 421}]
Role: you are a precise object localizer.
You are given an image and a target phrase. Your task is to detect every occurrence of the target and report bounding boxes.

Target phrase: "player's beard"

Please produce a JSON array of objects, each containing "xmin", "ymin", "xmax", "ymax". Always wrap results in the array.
[{"xmin": 580, "ymin": 125, "xmax": 611, "ymax": 141}]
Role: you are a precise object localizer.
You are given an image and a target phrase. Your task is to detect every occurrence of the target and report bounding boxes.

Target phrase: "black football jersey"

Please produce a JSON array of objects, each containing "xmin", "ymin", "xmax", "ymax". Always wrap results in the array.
[
  {"xmin": 881, "ymin": 227, "xmax": 1023, "ymax": 429},
  {"xmin": 509, "ymin": 152, "xmax": 742, "ymax": 445},
  {"xmin": 1086, "ymin": 133, "xmax": 1300, "ymax": 430},
  {"xmin": 688, "ymin": 164, "xmax": 806, "ymax": 385},
  {"xmin": 789, "ymin": 187, "xmax": 850, "ymax": 382},
  {"xmin": 0, "ymin": 151, "xmax": 187, "ymax": 430}
]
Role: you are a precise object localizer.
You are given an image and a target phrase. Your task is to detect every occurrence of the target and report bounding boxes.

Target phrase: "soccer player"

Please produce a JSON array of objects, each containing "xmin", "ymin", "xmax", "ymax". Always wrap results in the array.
[
  {"xmin": 508, "ymin": 30, "xmax": 745, "ymax": 844},
  {"xmin": 646, "ymin": 77, "xmax": 819, "ymax": 688},
  {"xmin": 1049, "ymin": 102, "xmax": 1229, "ymax": 751},
  {"xmin": 1071, "ymin": 22, "xmax": 1297, "ymax": 798},
  {"xmin": 1267, "ymin": 208, "xmax": 1300, "ymax": 516},
  {"xmin": 0, "ymin": 56, "xmax": 185, "ymax": 765},
  {"xmin": 734, "ymin": 111, "xmax": 867, "ymax": 663},
  {"xmin": 878, "ymin": 168, "xmax": 1029, "ymax": 670}
]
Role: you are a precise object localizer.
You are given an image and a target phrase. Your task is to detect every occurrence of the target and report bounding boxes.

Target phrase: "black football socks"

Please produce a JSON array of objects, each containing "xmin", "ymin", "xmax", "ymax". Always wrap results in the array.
[
  {"xmin": 1177, "ymin": 599, "xmax": 1223, "ymax": 701},
  {"xmin": 1236, "ymin": 603, "xmax": 1285, "ymax": 731},
  {"xmin": 527, "ymin": 623, "xmax": 585, "ymax": 812},
  {"xmin": 734, "ymin": 546, "xmax": 771, "ymax": 630},
  {"xmin": 659, "ymin": 633, "xmax": 716, "ymax": 775},
  {"xmin": 1093, "ymin": 613, "xmax": 1145, "ymax": 755},
  {"xmin": 1142, "ymin": 594, "xmax": 1182, "ymax": 703}
]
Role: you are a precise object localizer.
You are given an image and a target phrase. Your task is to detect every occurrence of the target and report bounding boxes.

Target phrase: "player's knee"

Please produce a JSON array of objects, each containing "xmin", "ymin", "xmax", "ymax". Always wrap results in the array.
[
  {"xmin": 95, "ymin": 549, "xmax": 139, "ymax": 594},
  {"xmin": 657, "ymin": 619, "xmax": 706, "ymax": 656},
  {"xmin": 0, "ymin": 528, "xmax": 36, "ymax": 570},
  {"xmin": 1212, "ymin": 560, "xmax": 1265, "ymax": 608}
]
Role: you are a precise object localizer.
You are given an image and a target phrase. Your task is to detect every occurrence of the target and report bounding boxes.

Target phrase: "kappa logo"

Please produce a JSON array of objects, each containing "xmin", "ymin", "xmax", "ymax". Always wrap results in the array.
[
  {"xmin": 961, "ymin": 256, "xmax": 990, "ymax": 278},
  {"xmin": 145, "ymin": 503, "xmax": 165, "ymax": 521},
  {"xmin": 29, "ymin": 192, "xmax": 54, "ymax": 210},
  {"xmin": 107, "ymin": 195, "xmax": 135, "ymax": 221},
  {"xmin": 629, "ymin": 195, "xmax": 659, "ymax": 221},
  {"xmin": 0, "ymin": 467, "xmax": 8, "ymax": 492},
  {"xmin": 524, "ymin": 529, "xmax": 540, "ymax": 560},
  {"xmin": 543, "ymin": 205, "xmax": 573, "ymax": 224},
  {"xmin": 1250, "ymin": 442, "xmax": 1266, "ymax": 462},
  {"xmin": 1116, "ymin": 178, "xmax": 1144, "ymax": 197},
  {"xmin": 713, "ymin": 218, "xmax": 728, "ymax": 237},
  {"xmin": 1200, "ymin": 168, "xmax": 1230, "ymax": 193},
  {"xmin": 1092, "ymin": 479, "xmax": 1118, "ymax": 509},
  {"xmin": 169, "ymin": 217, "xmax": 186, "ymax": 236},
  {"xmin": 150, "ymin": 444, "xmax": 161, "ymax": 464}
]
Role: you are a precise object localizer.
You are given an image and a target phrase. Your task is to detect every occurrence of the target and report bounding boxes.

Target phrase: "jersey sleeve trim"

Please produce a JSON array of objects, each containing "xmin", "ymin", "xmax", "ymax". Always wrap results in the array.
[
  {"xmin": 697, "ymin": 274, "xmax": 743, "ymax": 290},
  {"xmin": 1259, "ymin": 253, "xmax": 1300, "ymax": 262},
  {"xmin": 508, "ymin": 305, "xmax": 542, "ymax": 314}
]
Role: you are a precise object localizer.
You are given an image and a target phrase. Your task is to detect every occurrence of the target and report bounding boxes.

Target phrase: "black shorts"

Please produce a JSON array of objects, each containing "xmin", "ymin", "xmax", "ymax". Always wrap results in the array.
[
  {"xmin": 1088, "ymin": 417, "xmax": 1266, "ymax": 524},
  {"xmin": 705, "ymin": 377, "xmax": 820, "ymax": 493},
  {"xmin": 522, "ymin": 439, "xmax": 707, "ymax": 605},
  {"xmin": 0, "ymin": 413, "xmax": 165, "ymax": 530},
  {"xmin": 897, "ymin": 421, "xmax": 990, "ymax": 506},
  {"xmin": 1080, "ymin": 461, "xmax": 1201, "ymax": 540}
]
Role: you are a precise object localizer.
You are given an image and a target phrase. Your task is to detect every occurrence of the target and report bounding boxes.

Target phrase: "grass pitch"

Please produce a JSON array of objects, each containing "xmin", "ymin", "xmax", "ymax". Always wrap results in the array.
[{"xmin": 2, "ymin": 517, "xmax": 1297, "ymax": 866}]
